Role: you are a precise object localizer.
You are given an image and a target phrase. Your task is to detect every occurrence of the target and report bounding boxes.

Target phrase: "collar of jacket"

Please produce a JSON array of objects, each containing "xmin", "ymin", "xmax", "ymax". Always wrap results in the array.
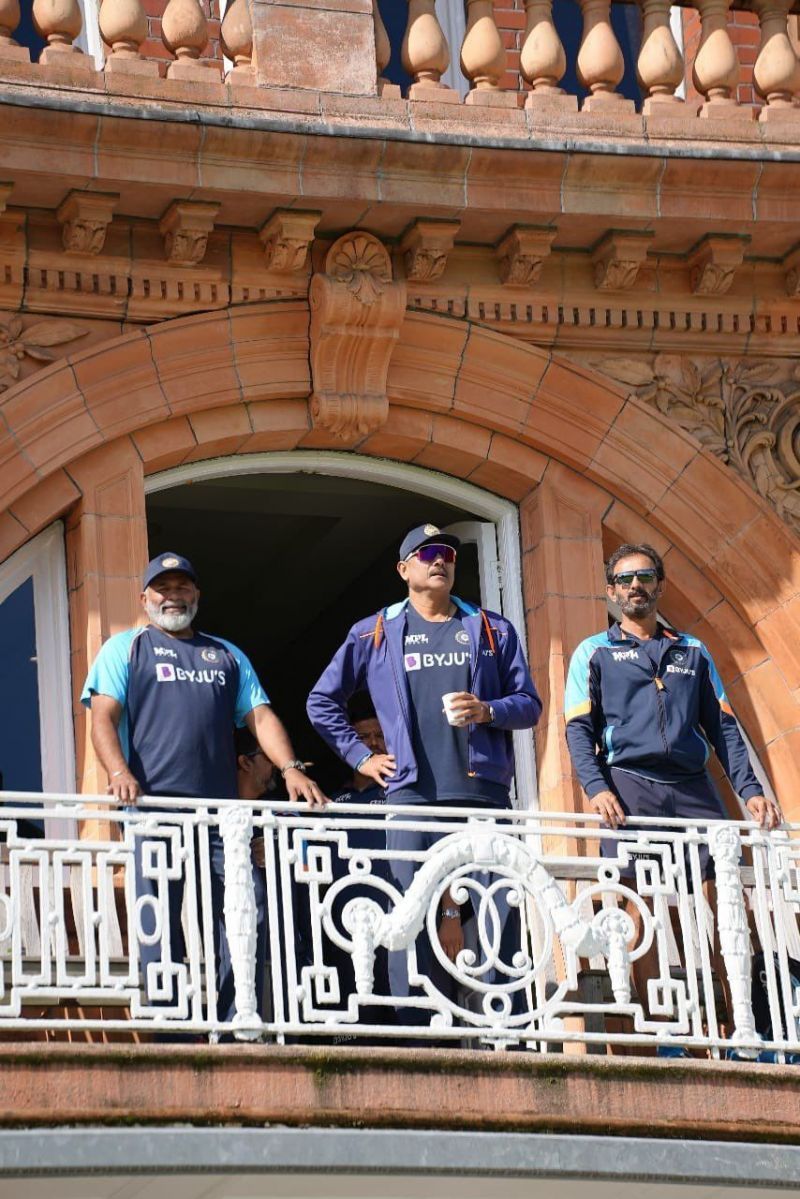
[
  {"xmin": 382, "ymin": 595, "xmax": 481, "ymax": 621},
  {"xmin": 607, "ymin": 621, "xmax": 684, "ymax": 645}
]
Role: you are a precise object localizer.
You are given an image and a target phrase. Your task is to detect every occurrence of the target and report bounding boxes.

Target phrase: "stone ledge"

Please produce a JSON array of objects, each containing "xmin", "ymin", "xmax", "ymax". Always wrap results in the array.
[{"xmin": 0, "ymin": 1044, "xmax": 798, "ymax": 1142}]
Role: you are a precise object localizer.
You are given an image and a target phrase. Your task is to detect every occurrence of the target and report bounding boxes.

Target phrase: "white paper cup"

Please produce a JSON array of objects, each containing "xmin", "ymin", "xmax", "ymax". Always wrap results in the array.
[{"xmin": 442, "ymin": 692, "xmax": 465, "ymax": 726}]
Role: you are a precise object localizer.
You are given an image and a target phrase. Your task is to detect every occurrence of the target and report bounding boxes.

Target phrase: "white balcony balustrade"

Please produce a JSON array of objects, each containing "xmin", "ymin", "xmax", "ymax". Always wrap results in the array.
[{"xmin": 0, "ymin": 791, "xmax": 798, "ymax": 1058}]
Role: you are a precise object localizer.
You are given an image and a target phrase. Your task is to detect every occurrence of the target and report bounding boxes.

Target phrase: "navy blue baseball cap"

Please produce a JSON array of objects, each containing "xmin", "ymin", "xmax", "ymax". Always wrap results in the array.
[
  {"xmin": 142, "ymin": 552, "xmax": 198, "ymax": 590},
  {"xmin": 398, "ymin": 524, "xmax": 460, "ymax": 561}
]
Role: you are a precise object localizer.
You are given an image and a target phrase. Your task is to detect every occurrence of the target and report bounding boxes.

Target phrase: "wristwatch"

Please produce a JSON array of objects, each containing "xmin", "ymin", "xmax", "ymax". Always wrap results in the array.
[
  {"xmin": 488, "ymin": 705, "xmax": 496, "ymax": 724},
  {"xmin": 440, "ymin": 906, "xmax": 461, "ymax": 920},
  {"xmin": 280, "ymin": 759, "xmax": 307, "ymax": 777}
]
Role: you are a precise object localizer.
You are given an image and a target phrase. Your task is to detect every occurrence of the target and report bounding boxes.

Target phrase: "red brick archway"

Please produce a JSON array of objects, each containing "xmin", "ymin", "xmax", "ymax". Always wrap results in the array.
[{"xmin": 1, "ymin": 301, "xmax": 799, "ymax": 812}]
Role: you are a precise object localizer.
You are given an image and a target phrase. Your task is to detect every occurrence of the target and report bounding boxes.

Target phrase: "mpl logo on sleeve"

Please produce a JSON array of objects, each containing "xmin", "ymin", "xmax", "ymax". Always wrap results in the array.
[{"xmin": 155, "ymin": 663, "xmax": 176, "ymax": 682}]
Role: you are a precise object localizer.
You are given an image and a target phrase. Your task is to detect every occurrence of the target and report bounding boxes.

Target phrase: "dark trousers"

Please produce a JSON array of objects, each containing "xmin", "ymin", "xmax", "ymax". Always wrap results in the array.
[
  {"xmin": 385, "ymin": 803, "xmax": 520, "ymax": 1029},
  {"xmin": 133, "ymin": 820, "xmax": 266, "ymax": 1028}
]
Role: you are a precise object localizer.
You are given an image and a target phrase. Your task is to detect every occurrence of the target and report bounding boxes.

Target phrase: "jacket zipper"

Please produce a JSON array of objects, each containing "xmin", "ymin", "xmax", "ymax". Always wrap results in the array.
[
  {"xmin": 385, "ymin": 629, "xmax": 413, "ymax": 739},
  {"xmin": 653, "ymin": 672, "xmax": 669, "ymax": 755}
]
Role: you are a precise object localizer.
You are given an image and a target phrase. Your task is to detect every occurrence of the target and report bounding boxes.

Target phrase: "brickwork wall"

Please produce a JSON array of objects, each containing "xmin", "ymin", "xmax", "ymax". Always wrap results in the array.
[{"xmin": 494, "ymin": 0, "xmax": 527, "ymax": 92}]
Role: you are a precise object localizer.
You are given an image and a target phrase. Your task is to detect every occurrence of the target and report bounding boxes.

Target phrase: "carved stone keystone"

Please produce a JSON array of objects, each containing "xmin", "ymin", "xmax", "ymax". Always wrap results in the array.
[
  {"xmin": 689, "ymin": 234, "xmax": 748, "ymax": 296},
  {"xmin": 57, "ymin": 191, "xmax": 119, "ymax": 256},
  {"xmin": 159, "ymin": 200, "xmax": 220, "ymax": 266},
  {"xmin": 400, "ymin": 218, "xmax": 460, "ymax": 283},
  {"xmin": 592, "ymin": 230, "xmax": 654, "ymax": 291},
  {"xmin": 259, "ymin": 209, "xmax": 321, "ymax": 274},
  {"xmin": 309, "ymin": 231, "xmax": 407, "ymax": 443},
  {"xmin": 495, "ymin": 225, "xmax": 557, "ymax": 286}
]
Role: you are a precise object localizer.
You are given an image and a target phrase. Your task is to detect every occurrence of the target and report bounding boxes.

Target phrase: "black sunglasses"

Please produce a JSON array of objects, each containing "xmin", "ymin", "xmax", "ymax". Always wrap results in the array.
[{"xmin": 612, "ymin": 569, "xmax": 660, "ymax": 586}]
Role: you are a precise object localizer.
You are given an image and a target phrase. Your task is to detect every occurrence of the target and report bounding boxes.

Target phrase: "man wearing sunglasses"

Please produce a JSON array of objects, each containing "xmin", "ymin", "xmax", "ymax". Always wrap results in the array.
[
  {"xmin": 564, "ymin": 542, "xmax": 780, "ymax": 1052},
  {"xmin": 307, "ymin": 523, "xmax": 541, "ymax": 1025}
]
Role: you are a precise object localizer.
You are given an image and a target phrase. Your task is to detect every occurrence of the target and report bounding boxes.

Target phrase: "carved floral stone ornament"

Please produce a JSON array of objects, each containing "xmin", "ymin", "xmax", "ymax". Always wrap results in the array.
[
  {"xmin": 159, "ymin": 200, "xmax": 220, "ymax": 267},
  {"xmin": 308, "ymin": 231, "xmax": 407, "ymax": 443},
  {"xmin": 56, "ymin": 191, "xmax": 119, "ymax": 256},
  {"xmin": 400, "ymin": 218, "xmax": 460, "ymax": 284},
  {"xmin": 259, "ymin": 209, "xmax": 321, "ymax": 274},
  {"xmin": 595, "ymin": 352, "xmax": 800, "ymax": 534},
  {"xmin": 0, "ymin": 312, "xmax": 88, "ymax": 391}
]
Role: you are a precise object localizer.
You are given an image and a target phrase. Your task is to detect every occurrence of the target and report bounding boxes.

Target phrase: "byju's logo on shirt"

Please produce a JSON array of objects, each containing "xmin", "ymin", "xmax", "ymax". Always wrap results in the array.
[
  {"xmin": 404, "ymin": 651, "xmax": 470, "ymax": 671},
  {"xmin": 153, "ymin": 646, "xmax": 178, "ymax": 660},
  {"xmin": 155, "ymin": 664, "xmax": 227, "ymax": 685}
]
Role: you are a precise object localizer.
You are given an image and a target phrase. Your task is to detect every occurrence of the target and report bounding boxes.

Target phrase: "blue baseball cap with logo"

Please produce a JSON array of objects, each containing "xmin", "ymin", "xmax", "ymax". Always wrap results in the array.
[
  {"xmin": 142, "ymin": 553, "xmax": 198, "ymax": 590},
  {"xmin": 398, "ymin": 524, "xmax": 460, "ymax": 561}
]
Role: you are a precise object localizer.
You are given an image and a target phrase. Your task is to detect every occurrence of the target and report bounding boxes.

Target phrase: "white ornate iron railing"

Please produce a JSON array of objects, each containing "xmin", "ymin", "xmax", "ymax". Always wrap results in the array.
[{"xmin": 0, "ymin": 791, "xmax": 799, "ymax": 1059}]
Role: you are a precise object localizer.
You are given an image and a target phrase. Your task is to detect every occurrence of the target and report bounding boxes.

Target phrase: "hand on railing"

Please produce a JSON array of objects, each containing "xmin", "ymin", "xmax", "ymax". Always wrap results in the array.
[
  {"xmin": 745, "ymin": 794, "xmax": 782, "ymax": 830},
  {"xmin": 282, "ymin": 767, "xmax": 328, "ymax": 809},
  {"xmin": 589, "ymin": 789, "xmax": 627, "ymax": 830},
  {"xmin": 106, "ymin": 767, "xmax": 141, "ymax": 806}
]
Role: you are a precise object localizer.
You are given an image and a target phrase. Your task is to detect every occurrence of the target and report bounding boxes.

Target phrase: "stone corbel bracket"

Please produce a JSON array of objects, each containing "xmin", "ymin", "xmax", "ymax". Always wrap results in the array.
[
  {"xmin": 57, "ymin": 191, "xmax": 119, "ymax": 256},
  {"xmin": 259, "ymin": 209, "xmax": 321, "ymax": 274},
  {"xmin": 495, "ymin": 225, "xmax": 557, "ymax": 286},
  {"xmin": 689, "ymin": 234, "xmax": 749, "ymax": 297},
  {"xmin": 592, "ymin": 230, "xmax": 654, "ymax": 292},
  {"xmin": 309, "ymin": 231, "xmax": 407, "ymax": 443},
  {"xmin": 783, "ymin": 244, "xmax": 800, "ymax": 298},
  {"xmin": 400, "ymin": 218, "xmax": 461, "ymax": 283},
  {"xmin": 159, "ymin": 200, "xmax": 220, "ymax": 267}
]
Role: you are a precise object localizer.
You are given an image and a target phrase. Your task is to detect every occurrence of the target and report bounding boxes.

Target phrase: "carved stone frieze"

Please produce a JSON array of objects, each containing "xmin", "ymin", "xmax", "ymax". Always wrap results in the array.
[
  {"xmin": 689, "ymin": 235, "xmax": 748, "ymax": 297},
  {"xmin": 495, "ymin": 225, "xmax": 556, "ymax": 286},
  {"xmin": 57, "ymin": 191, "xmax": 119, "ymax": 256},
  {"xmin": 309, "ymin": 231, "xmax": 407, "ymax": 443},
  {"xmin": 0, "ymin": 311, "xmax": 88, "ymax": 392},
  {"xmin": 400, "ymin": 218, "xmax": 460, "ymax": 283},
  {"xmin": 159, "ymin": 200, "xmax": 220, "ymax": 266},
  {"xmin": 594, "ymin": 351, "xmax": 800, "ymax": 534},
  {"xmin": 592, "ymin": 231, "xmax": 653, "ymax": 292},
  {"xmin": 259, "ymin": 209, "xmax": 321, "ymax": 274}
]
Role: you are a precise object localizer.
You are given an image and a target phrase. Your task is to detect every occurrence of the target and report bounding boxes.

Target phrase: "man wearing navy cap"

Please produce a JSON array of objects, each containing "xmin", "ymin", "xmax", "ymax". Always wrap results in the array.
[
  {"xmin": 307, "ymin": 524, "xmax": 541, "ymax": 1026},
  {"xmin": 82, "ymin": 552, "xmax": 324, "ymax": 1032}
]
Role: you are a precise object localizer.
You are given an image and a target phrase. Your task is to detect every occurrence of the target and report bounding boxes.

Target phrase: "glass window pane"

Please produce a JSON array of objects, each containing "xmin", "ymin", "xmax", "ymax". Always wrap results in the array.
[{"xmin": 0, "ymin": 576, "xmax": 42, "ymax": 792}]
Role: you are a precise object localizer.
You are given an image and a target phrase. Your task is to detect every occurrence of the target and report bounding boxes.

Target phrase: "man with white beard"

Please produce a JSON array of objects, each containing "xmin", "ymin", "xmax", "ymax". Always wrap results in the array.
[{"xmin": 82, "ymin": 552, "xmax": 324, "ymax": 1032}]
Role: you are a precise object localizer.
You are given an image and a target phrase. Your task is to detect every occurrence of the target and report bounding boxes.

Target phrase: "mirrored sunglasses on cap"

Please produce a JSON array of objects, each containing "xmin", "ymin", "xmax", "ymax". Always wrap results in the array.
[{"xmin": 407, "ymin": 543, "xmax": 457, "ymax": 564}]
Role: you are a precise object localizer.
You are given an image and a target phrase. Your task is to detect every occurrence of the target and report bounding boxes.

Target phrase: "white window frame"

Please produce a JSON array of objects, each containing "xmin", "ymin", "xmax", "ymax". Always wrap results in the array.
[
  {"xmin": 75, "ymin": 0, "xmax": 104, "ymax": 67},
  {"xmin": 437, "ymin": 0, "xmax": 468, "ymax": 97},
  {"xmin": 0, "ymin": 522, "xmax": 75, "ymax": 795},
  {"xmin": 146, "ymin": 450, "xmax": 539, "ymax": 810}
]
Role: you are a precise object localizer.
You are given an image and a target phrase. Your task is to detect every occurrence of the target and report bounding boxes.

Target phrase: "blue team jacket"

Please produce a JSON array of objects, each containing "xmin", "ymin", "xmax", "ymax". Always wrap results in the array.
[
  {"xmin": 564, "ymin": 622, "xmax": 761, "ymax": 800},
  {"xmin": 306, "ymin": 597, "xmax": 541, "ymax": 793}
]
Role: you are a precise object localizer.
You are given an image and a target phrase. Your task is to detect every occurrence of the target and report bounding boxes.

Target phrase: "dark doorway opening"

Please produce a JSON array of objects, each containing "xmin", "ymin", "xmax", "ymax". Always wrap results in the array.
[{"xmin": 146, "ymin": 470, "xmax": 486, "ymax": 794}]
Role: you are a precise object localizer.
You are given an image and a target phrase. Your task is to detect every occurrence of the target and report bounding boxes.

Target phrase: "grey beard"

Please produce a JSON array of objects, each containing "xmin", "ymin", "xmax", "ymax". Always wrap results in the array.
[{"xmin": 146, "ymin": 599, "xmax": 198, "ymax": 633}]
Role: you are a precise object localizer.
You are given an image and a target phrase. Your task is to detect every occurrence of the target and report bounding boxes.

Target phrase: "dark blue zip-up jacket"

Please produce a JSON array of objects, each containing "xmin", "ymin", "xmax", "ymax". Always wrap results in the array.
[
  {"xmin": 307, "ymin": 596, "xmax": 541, "ymax": 794},
  {"xmin": 564, "ymin": 622, "xmax": 761, "ymax": 801}
]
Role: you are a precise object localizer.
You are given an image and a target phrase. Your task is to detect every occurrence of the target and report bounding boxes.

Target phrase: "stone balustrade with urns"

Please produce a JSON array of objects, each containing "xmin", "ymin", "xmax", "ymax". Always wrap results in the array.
[{"xmin": 0, "ymin": 0, "xmax": 797, "ymax": 128}]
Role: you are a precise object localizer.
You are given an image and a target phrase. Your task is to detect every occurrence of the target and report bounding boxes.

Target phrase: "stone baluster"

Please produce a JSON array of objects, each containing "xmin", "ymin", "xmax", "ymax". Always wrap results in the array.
[
  {"xmin": 161, "ymin": 0, "xmax": 217, "ymax": 80},
  {"xmin": 752, "ymin": 0, "xmax": 800, "ymax": 119},
  {"xmin": 692, "ymin": 0, "xmax": 742, "ymax": 115},
  {"xmin": 520, "ymin": 0, "xmax": 565, "ymax": 93},
  {"xmin": 460, "ymin": 0, "xmax": 507, "ymax": 97},
  {"xmin": 100, "ymin": 0, "xmax": 160, "ymax": 75},
  {"xmin": 637, "ymin": 0, "xmax": 684, "ymax": 111},
  {"xmin": 576, "ymin": 0, "xmax": 632, "ymax": 111},
  {"xmin": 33, "ymin": 0, "xmax": 90, "ymax": 62},
  {"xmin": 220, "ymin": 0, "xmax": 253, "ymax": 82},
  {"xmin": 401, "ymin": 0, "xmax": 457, "ymax": 100},
  {"xmin": 0, "ymin": 0, "xmax": 29, "ymax": 61}
]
